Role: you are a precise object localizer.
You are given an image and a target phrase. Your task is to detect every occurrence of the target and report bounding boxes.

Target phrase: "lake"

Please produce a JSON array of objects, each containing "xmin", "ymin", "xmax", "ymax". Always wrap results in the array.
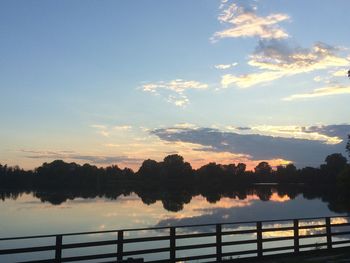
[{"xmin": 1, "ymin": 188, "xmax": 349, "ymax": 262}]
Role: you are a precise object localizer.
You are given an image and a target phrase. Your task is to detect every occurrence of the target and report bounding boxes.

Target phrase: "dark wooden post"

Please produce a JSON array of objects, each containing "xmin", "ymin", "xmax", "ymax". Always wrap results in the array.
[
  {"xmin": 293, "ymin": 219, "xmax": 299, "ymax": 253},
  {"xmin": 170, "ymin": 227, "xmax": 176, "ymax": 263},
  {"xmin": 55, "ymin": 235, "xmax": 62, "ymax": 263},
  {"xmin": 256, "ymin": 222, "xmax": 263, "ymax": 258},
  {"xmin": 216, "ymin": 224, "xmax": 222, "ymax": 262},
  {"xmin": 326, "ymin": 217, "xmax": 332, "ymax": 250},
  {"xmin": 117, "ymin": 230, "xmax": 124, "ymax": 262}
]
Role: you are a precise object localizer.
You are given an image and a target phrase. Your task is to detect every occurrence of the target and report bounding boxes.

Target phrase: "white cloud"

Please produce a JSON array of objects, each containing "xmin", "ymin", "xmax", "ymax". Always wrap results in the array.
[
  {"xmin": 225, "ymin": 124, "xmax": 343, "ymax": 144},
  {"xmin": 167, "ymin": 95, "xmax": 189, "ymax": 107},
  {"xmin": 113, "ymin": 125, "xmax": 132, "ymax": 131},
  {"xmin": 222, "ymin": 41, "xmax": 349, "ymax": 88},
  {"xmin": 214, "ymin": 62, "xmax": 238, "ymax": 70},
  {"xmin": 141, "ymin": 79, "xmax": 208, "ymax": 107},
  {"xmin": 91, "ymin": 124, "xmax": 132, "ymax": 137},
  {"xmin": 283, "ymin": 84, "xmax": 350, "ymax": 101},
  {"xmin": 313, "ymin": 76, "xmax": 323, "ymax": 82},
  {"xmin": 221, "ymin": 70, "xmax": 283, "ymax": 88},
  {"xmin": 249, "ymin": 41, "xmax": 349, "ymax": 73},
  {"xmin": 332, "ymin": 69, "xmax": 348, "ymax": 77},
  {"xmin": 249, "ymin": 125, "xmax": 342, "ymax": 144},
  {"xmin": 174, "ymin": 123, "xmax": 198, "ymax": 129},
  {"xmin": 212, "ymin": 2, "xmax": 289, "ymax": 41},
  {"xmin": 91, "ymin": 124, "xmax": 110, "ymax": 137}
]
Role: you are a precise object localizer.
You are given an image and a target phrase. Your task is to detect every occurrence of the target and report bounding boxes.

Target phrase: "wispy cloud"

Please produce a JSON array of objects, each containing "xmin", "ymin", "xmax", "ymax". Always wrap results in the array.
[
  {"xmin": 91, "ymin": 124, "xmax": 132, "ymax": 137},
  {"xmin": 212, "ymin": 2, "xmax": 289, "ymax": 41},
  {"xmin": 141, "ymin": 79, "xmax": 208, "ymax": 107},
  {"xmin": 332, "ymin": 69, "xmax": 348, "ymax": 77},
  {"xmin": 21, "ymin": 150, "xmax": 142, "ymax": 165},
  {"xmin": 113, "ymin": 125, "xmax": 132, "ymax": 131},
  {"xmin": 222, "ymin": 70, "xmax": 283, "ymax": 88},
  {"xmin": 174, "ymin": 123, "xmax": 198, "ymax": 129},
  {"xmin": 222, "ymin": 40, "xmax": 349, "ymax": 88},
  {"xmin": 214, "ymin": 63, "xmax": 238, "ymax": 70},
  {"xmin": 91, "ymin": 124, "xmax": 110, "ymax": 137},
  {"xmin": 283, "ymin": 84, "xmax": 350, "ymax": 101}
]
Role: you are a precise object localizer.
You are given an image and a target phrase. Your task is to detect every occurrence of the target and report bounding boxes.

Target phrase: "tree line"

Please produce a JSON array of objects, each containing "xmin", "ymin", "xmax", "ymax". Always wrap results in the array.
[
  {"xmin": 0, "ymin": 151, "xmax": 349, "ymax": 190},
  {"xmin": 0, "ymin": 136, "xmax": 349, "ymax": 211}
]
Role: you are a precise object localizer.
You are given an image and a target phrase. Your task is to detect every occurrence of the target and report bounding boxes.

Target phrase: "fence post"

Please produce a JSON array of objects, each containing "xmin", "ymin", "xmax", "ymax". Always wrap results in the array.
[
  {"xmin": 117, "ymin": 230, "xmax": 124, "ymax": 262},
  {"xmin": 216, "ymin": 224, "xmax": 222, "ymax": 262},
  {"xmin": 293, "ymin": 219, "xmax": 299, "ymax": 253},
  {"xmin": 55, "ymin": 235, "xmax": 62, "ymax": 263},
  {"xmin": 326, "ymin": 217, "xmax": 332, "ymax": 250},
  {"xmin": 256, "ymin": 222, "xmax": 263, "ymax": 258},
  {"xmin": 170, "ymin": 227, "xmax": 176, "ymax": 263}
]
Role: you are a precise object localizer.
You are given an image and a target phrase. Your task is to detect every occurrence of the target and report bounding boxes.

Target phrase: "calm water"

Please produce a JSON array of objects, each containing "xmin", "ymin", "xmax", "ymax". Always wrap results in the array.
[
  {"xmin": 0, "ymin": 192, "xmax": 345, "ymax": 237},
  {"xmin": 0, "ymin": 191, "xmax": 348, "ymax": 262}
]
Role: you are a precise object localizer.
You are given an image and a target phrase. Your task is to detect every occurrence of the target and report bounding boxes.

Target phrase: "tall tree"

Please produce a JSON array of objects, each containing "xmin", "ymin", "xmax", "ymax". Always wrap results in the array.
[
  {"xmin": 254, "ymin": 162, "xmax": 272, "ymax": 176},
  {"xmin": 347, "ymin": 134, "xmax": 350, "ymax": 158},
  {"xmin": 323, "ymin": 153, "xmax": 347, "ymax": 177}
]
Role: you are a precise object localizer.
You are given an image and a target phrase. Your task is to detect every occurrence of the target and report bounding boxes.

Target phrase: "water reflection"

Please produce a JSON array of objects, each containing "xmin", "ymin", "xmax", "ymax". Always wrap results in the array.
[
  {"xmin": 0, "ymin": 185, "xmax": 349, "ymax": 239},
  {"xmin": 1, "ymin": 184, "xmax": 350, "ymax": 215}
]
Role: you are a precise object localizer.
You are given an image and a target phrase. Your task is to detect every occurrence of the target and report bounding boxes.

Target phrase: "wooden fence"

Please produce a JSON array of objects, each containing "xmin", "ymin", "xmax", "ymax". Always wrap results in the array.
[{"xmin": 1, "ymin": 216, "xmax": 350, "ymax": 263}]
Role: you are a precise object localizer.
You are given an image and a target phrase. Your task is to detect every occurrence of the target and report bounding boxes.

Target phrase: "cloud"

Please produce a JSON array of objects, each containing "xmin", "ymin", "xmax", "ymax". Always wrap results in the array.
[
  {"xmin": 332, "ymin": 69, "xmax": 348, "ymax": 77},
  {"xmin": 174, "ymin": 123, "xmax": 198, "ymax": 129},
  {"xmin": 113, "ymin": 125, "xmax": 132, "ymax": 131},
  {"xmin": 248, "ymin": 125, "xmax": 343, "ymax": 144},
  {"xmin": 21, "ymin": 150, "xmax": 143, "ymax": 165},
  {"xmin": 91, "ymin": 124, "xmax": 132, "ymax": 137},
  {"xmin": 304, "ymin": 124, "xmax": 350, "ymax": 140},
  {"xmin": 222, "ymin": 70, "xmax": 283, "ymax": 88},
  {"xmin": 313, "ymin": 76, "xmax": 323, "ymax": 82},
  {"xmin": 167, "ymin": 94, "xmax": 189, "ymax": 107},
  {"xmin": 151, "ymin": 124, "xmax": 349, "ymax": 167},
  {"xmin": 91, "ymin": 124, "xmax": 110, "ymax": 137},
  {"xmin": 214, "ymin": 63, "xmax": 238, "ymax": 70},
  {"xmin": 212, "ymin": 2, "xmax": 289, "ymax": 41},
  {"xmin": 141, "ymin": 79, "xmax": 208, "ymax": 107},
  {"xmin": 222, "ymin": 40, "xmax": 349, "ymax": 88},
  {"xmin": 250, "ymin": 41, "xmax": 349, "ymax": 72},
  {"xmin": 283, "ymin": 84, "xmax": 350, "ymax": 101}
]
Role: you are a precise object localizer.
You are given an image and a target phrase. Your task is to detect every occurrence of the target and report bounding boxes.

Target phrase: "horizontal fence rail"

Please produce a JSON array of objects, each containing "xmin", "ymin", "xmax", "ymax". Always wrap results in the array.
[{"xmin": 1, "ymin": 215, "xmax": 350, "ymax": 263}]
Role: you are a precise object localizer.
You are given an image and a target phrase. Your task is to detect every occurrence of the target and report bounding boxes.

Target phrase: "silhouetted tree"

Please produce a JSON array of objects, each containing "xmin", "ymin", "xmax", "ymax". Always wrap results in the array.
[
  {"xmin": 197, "ymin": 163, "xmax": 225, "ymax": 178},
  {"xmin": 161, "ymin": 154, "xmax": 193, "ymax": 178},
  {"xmin": 254, "ymin": 162, "xmax": 272, "ymax": 176},
  {"xmin": 137, "ymin": 159, "xmax": 161, "ymax": 178},
  {"xmin": 276, "ymin": 163, "xmax": 297, "ymax": 180},
  {"xmin": 321, "ymin": 153, "xmax": 347, "ymax": 178},
  {"xmin": 236, "ymin": 163, "xmax": 246, "ymax": 175},
  {"xmin": 347, "ymin": 135, "xmax": 350, "ymax": 158},
  {"xmin": 105, "ymin": 165, "xmax": 122, "ymax": 176}
]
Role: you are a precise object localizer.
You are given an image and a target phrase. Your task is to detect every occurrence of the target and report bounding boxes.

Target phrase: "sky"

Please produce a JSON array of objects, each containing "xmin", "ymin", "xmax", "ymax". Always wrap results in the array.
[{"xmin": 0, "ymin": 0, "xmax": 349, "ymax": 170}]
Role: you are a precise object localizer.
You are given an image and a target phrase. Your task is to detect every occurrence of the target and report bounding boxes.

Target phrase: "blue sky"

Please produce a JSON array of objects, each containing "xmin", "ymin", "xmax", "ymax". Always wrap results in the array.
[{"xmin": 1, "ymin": 0, "xmax": 349, "ymax": 169}]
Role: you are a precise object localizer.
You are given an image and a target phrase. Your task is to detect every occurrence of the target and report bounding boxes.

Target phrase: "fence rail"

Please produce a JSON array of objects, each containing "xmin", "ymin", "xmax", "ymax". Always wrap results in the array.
[{"xmin": 1, "ymin": 215, "xmax": 350, "ymax": 263}]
